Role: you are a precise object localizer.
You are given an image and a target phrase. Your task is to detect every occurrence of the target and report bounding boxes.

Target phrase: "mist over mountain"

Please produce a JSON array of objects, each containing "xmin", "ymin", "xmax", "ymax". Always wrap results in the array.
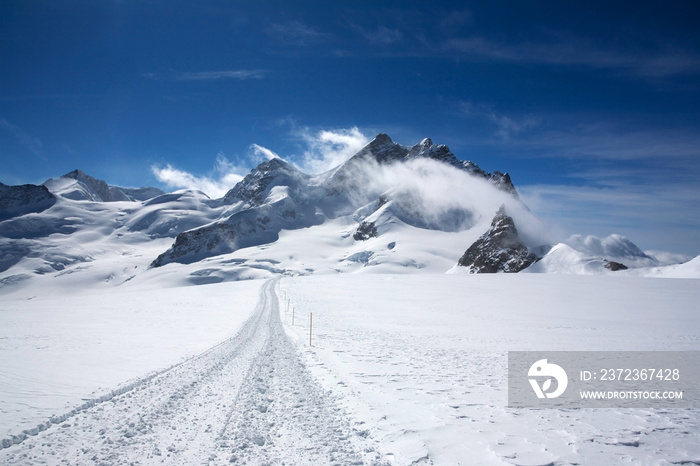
[{"xmin": 0, "ymin": 134, "xmax": 696, "ymax": 292}]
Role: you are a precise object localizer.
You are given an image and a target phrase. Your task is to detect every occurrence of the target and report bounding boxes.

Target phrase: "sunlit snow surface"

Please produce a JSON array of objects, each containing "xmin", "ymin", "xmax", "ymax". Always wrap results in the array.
[
  {"xmin": 1, "ymin": 273, "xmax": 699, "ymax": 464},
  {"xmin": 0, "ymin": 281, "xmax": 263, "ymax": 438},
  {"xmin": 281, "ymin": 274, "xmax": 700, "ymax": 465}
]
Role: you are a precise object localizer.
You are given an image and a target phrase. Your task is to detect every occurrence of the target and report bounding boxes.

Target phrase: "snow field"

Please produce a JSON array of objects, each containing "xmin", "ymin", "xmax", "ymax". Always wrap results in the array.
[
  {"xmin": 0, "ymin": 279, "xmax": 263, "ymax": 440},
  {"xmin": 1, "ymin": 271, "xmax": 699, "ymax": 465},
  {"xmin": 281, "ymin": 274, "xmax": 700, "ymax": 465},
  {"xmin": 0, "ymin": 279, "xmax": 388, "ymax": 465}
]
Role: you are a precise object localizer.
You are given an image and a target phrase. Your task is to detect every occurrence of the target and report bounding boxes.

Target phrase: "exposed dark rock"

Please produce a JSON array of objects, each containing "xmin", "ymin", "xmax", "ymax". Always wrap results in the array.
[
  {"xmin": 457, "ymin": 206, "xmax": 536, "ymax": 273},
  {"xmin": 0, "ymin": 182, "xmax": 56, "ymax": 221},
  {"xmin": 489, "ymin": 172, "xmax": 517, "ymax": 196},
  {"xmin": 353, "ymin": 221, "xmax": 378, "ymax": 241},
  {"xmin": 604, "ymin": 261, "xmax": 628, "ymax": 271}
]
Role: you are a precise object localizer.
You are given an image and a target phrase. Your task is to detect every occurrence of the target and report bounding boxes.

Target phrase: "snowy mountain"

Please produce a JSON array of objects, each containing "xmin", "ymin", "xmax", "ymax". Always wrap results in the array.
[
  {"xmin": 0, "ymin": 133, "xmax": 698, "ymax": 293},
  {"xmin": 152, "ymin": 134, "xmax": 530, "ymax": 268},
  {"xmin": 564, "ymin": 234, "xmax": 659, "ymax": 268},
  {"xmin": 44, "ymin": 169, "xmax": 164, "ymax": 202},
  {"xmin": 525, "ymin": 234, "xmax": 666, "ymax": 275}
]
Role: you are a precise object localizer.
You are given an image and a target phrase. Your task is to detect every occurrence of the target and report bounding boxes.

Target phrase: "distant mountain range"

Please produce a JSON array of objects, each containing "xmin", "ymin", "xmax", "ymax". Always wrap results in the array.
[{"xmin": 1, "ymin": 133, "xmax": 697, "ymax": 293}]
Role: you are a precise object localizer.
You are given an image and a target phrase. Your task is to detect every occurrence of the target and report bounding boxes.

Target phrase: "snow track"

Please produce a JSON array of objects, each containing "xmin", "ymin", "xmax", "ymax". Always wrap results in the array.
[{"xmin": 0, "ymin": 278, "xmax": 385, "ymax": 465}]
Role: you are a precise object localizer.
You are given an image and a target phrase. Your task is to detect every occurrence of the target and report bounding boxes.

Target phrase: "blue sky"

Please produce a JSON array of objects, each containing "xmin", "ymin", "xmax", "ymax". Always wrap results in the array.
[{"xmin": 1, "ymin": 1, "xmax": 699, "ymax": 256}]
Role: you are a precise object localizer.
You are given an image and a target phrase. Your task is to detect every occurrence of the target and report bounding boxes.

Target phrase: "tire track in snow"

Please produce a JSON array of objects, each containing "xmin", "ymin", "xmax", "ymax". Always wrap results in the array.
[{"xmin": 0, "ymin": 278, "xmax": 385, "ymax": 465}]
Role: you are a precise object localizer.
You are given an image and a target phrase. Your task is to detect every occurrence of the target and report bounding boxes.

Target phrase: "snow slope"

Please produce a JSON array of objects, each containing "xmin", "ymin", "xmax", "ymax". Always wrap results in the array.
[{"xmin": 643, "ymin": 255, "xmax": 700, "ymax": 279}]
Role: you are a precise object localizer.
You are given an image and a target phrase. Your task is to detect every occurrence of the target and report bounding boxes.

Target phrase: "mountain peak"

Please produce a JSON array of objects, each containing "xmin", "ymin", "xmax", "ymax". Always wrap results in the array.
[
  {"xmin": 222, "ymin": 157, "xmax": 307, "ymax": 206},
  {"xmin": 457, "ymin": 206, "xmax": 537, "ymax": 273},
  {"xmin": 255, "ymin": 157, "xmax": 292, "ymax": 173},
  {"xmin": 64, "ymin": 169, "xmax": 89, "ymax": 180},
  {"xmin": 44, "ymin": 170, "xmax": 163, "ymax": 202},
  {"xmin": 369, "ymin": 133, "xmax": 394, "ymax": 147}
]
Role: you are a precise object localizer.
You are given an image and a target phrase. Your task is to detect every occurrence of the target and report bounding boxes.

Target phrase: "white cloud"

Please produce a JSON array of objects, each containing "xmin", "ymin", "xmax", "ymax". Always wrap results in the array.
[
  {"xmin": 645, "ymin": 250, "xmax": 693, "ymax": 266},
  {"xmin": 151, "ymin": 153, "xmax": 245, "ymax": 198},
  {"xmin": 250, "ymin": 144, "xmax": 281, "ymax": 162},
  {"xmin": 296, "ymin": 126, "xmax": 370, "ymax": 174}
]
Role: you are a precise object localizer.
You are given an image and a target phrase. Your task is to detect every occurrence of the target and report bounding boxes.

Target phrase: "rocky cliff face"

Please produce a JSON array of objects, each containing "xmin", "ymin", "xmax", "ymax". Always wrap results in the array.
[
  {"xmin": 0, "ymin": 182, "xmax": 56, "ymax": 221},
  {"xmin": 457, "ymin": 206, "xmax": 537, "ymax": 273}
]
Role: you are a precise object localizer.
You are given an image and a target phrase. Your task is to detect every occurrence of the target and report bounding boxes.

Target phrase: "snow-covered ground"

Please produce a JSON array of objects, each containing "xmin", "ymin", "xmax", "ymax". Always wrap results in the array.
[
  {"xmin": 1, "ymin": 273, "xmax": 698, "ymax": 465},
  {"xmin": 282, "ymin": 274, "xmax": 700, "ymax": 465},
  {"xmin": 0, "ymin": 280, "xmax": 263, "ymax": 440}
]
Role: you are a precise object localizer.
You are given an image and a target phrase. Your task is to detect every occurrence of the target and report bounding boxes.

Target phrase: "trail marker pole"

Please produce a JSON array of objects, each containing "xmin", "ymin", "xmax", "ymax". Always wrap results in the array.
[{"xmin": 309, "ymin": 313, "xmax": 313, "ymax": 347}]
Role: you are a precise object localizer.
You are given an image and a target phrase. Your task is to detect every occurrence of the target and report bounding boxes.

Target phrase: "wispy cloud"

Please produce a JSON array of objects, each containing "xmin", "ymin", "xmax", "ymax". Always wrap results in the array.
[
  {"xmin": 354, "ymin": 25, "xmax": 403, "ymax": 45},
  {"xmin": 459, "ymin": 102, "xmax": 539, "ymax": 140},
  {"xmin": 151, "ymin": 154, "xmax": 246, "ymax": 198},
  {"xmin": 248, "ymin": 126, "xmax": 370, "ymax": 174},
  {"xmin": 0, "ymin": 118, "xmax": 43, "ymax": 156},
  {"xmin": 444, "ymin": 35, "xmax": 700, "ymax": 78},
  {"xmin": 296, "ymin": 126, "xmax": 370, "ymax": 174},
  {"xmin": 249, "ymin": 144, "xmax": 281, "ymax": 162},
  {"xmin": 175, "ymin": 70, "xmax": 265, "ymax": 81},
  {"xmin": 143, "ymin": 70, "xmax": 265, "ymax": 81},
  {"xmin": 265, "ymin": 20, "xmax": 331, "ymax": 46},
  {"xmin": 523, "ymin": 122, "xmax": 700, "ymax": 161}
]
